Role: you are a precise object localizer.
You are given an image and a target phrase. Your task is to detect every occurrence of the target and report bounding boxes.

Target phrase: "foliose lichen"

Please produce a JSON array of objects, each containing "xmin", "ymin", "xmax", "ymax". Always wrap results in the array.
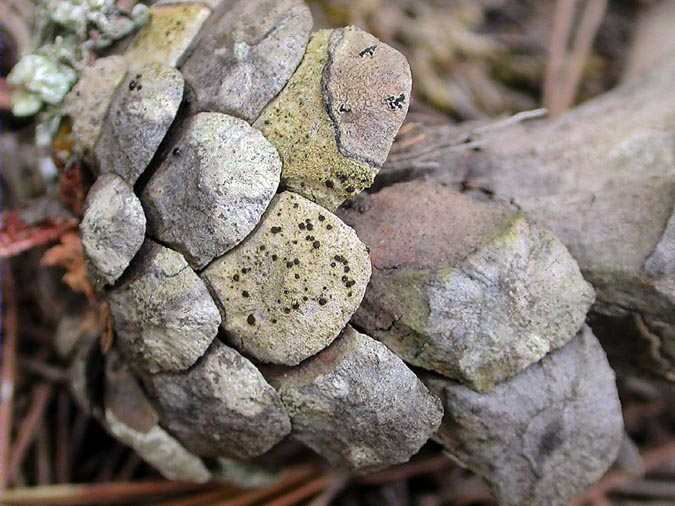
[{"xmin": 7, "ymin": 0, "xmax": 148, "ymax": 145}]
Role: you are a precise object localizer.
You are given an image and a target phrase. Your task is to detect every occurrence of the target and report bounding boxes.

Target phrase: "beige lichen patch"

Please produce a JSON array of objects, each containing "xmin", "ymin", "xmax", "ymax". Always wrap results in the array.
[
  {"xmin": 125, "ymin": 3, "xmax": 211, "ymax": 69},
  {"xmin": 202, "ymin": 191, "xmax": 371, "ymax": 365},
  {"xmin": 255, "ymin": 30, "xmax": 375, "ymax": 211}
]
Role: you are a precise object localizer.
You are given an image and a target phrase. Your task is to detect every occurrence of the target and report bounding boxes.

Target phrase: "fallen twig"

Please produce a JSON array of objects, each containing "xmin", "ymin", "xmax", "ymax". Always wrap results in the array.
[
  {"xmin": 544, "ymin": 0, "xmax": 607, "ymax": 116},
  {"xmin": 8, "ymin": 383, "xmax": 54, "ymax": 485},
  {"xmin": 55, "ymin": 391, "xmax": 71, "ymax": 484},
  {"xmin": 573, "ymin": 440, "xmax": 675, "ymax": 505},
  {"xmin": 0, "ymin": 266, "xmax": 18, "ymax": 490},
  {"xmin": 263, "ymin": 474, "xmax": 335, "ymax": 506},
  {"xmin": 357, "ymin": 455, "xmax": 453, "ymax": 486},
  {"xmin": 158, "ymin": 466, "xmax": 317, "ymax": 506},
  {"xmin": 0, "ymin": 212, "xmax": 78, "ymax": 259},
  {"xmin": 0, "ymin": 480, "xmax": 209, "ymax": 505},
  {"xmin": 471, "ymin": 108, "xmax": 547, "ymax": 135},
  {"xmin": 19, "ymin": 357, "xmax": 68, "ymax": 383}
]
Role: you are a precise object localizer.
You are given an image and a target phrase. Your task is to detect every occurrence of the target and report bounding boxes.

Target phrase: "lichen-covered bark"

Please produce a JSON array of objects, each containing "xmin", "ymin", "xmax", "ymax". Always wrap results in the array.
[
  {"xmin": 265, "ymin": 326, "xmax": 443, "ymax": 471},
  {"xmin": 203, "ymin": 191, "xmax": 371, "ymax": 365},
  {"xmin": 181, "ymin": 0, "xmax": 312, "ymax": 122},
  {"xmin": 107, "ymin": 240, "xmax": 220, "ymax": 374},
  {"xmin": 340, "ymin": 181, "xmax": 594, "ymax": 391},
  {"xmin": 426, "ymin": 326, "xmax": 624, "ymax": 506},
  {"xmin": 381, "ymin": 58, "xmax": 675, "ymax": 379},
  {"xmin": 95, "ymin": 63, "xmax": 184, "ymax": 184},
  {"xmin": 80, "ymin": 174, "xmax": 145, "ymax": 286},
  {"xmin": 255, "ymin": 26, "xmax": 410, "ymax": 210},
  {"xmin": 142, "ymin": 112, "xmax": 281, "ymax": 269}
]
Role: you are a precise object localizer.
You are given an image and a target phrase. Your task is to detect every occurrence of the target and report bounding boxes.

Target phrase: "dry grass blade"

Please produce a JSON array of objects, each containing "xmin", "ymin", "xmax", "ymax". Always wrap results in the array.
[{"xmin": 0, "ymin": 481, "xmax": 209, "ymax": 505}]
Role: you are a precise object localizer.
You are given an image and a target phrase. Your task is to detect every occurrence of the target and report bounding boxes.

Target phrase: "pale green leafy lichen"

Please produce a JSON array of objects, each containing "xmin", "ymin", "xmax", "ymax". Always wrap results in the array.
[
  {"xmin": 7, "ymin": 0, "xmax": 148, "ymax": 145},
  {"xmin": 8, "ymin": 53, "xmax": 77, "ymax": 111}
]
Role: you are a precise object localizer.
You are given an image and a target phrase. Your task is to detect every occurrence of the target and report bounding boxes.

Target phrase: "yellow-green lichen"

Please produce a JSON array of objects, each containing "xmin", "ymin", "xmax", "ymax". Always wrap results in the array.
[
  {"xmin": 255, "ymin": 30, "xmax": 376, "ymax": 211},
  {"xmin": 125, "ymin": 3, "xmax": 211, "ymax": 69}
]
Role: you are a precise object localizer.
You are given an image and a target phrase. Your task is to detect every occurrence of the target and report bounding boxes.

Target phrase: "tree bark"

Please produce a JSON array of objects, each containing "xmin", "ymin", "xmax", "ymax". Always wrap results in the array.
[{"xmin": 380, "ymin": 55, "xmax": 675, "ymax": 379}]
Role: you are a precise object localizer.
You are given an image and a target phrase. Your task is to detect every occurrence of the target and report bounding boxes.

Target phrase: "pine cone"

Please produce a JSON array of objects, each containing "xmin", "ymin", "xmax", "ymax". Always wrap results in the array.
[{"xmin": 66, "ymin": 0, "xmax": 624, "ymax": 502}]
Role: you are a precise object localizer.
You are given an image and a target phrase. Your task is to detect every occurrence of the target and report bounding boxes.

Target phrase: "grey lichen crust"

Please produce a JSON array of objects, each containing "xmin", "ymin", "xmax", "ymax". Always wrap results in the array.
[
  {"xmin": 108, "ymin": 239, "xmax": 221, "ymax": 374},
  {"xmin": 106, "ymin": 411, "xmax": 212, "ymax": 483},
  {"xmin": 142, "ymin": 112, "xmax": 281, "ymax": 269},
  {"xmin": 324, "ymin": 26, "xmax": 412, "ymax": 167},
  {"xmin": 645, "ymin": 207, "xmax": 675, "ymax": 277},
  {"xmin": 104, "ymin": 352, "xmax": 211, "ymax": 483},
  {"xmin": 255, "ymin": 26, "xmax": 411, "ymax": 210},
  {"xmin": 266, "ymin": 326, "xmax": 443, "ymax": 471},
  {"xmin": 426, "ymin": 326, "xmax": 624, "ymax": 506},
  {"xmin": 341, "ymin": 181, "xmax": 595, "ymax": 391},
  {"xmin": 181, "ymin": 0, "xmax": 313, "ymax": 122},
  {"xmin": 95, "ymin": 63, "xmax": 184, "ymax": 185},
  {"xmin": 80, "ymin": 174, "xmax": 146, "ymax": 287},
  {"xmin": 144, "ymin": 339, "xmax": 291, "ymax": 460},
  {"xmin": 62, "ymin": 56, "xmax": 128, "ymax": 166},
  {"xmin": 202, "ymin": 191, "xmax": 371, "ymax": 365}
]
